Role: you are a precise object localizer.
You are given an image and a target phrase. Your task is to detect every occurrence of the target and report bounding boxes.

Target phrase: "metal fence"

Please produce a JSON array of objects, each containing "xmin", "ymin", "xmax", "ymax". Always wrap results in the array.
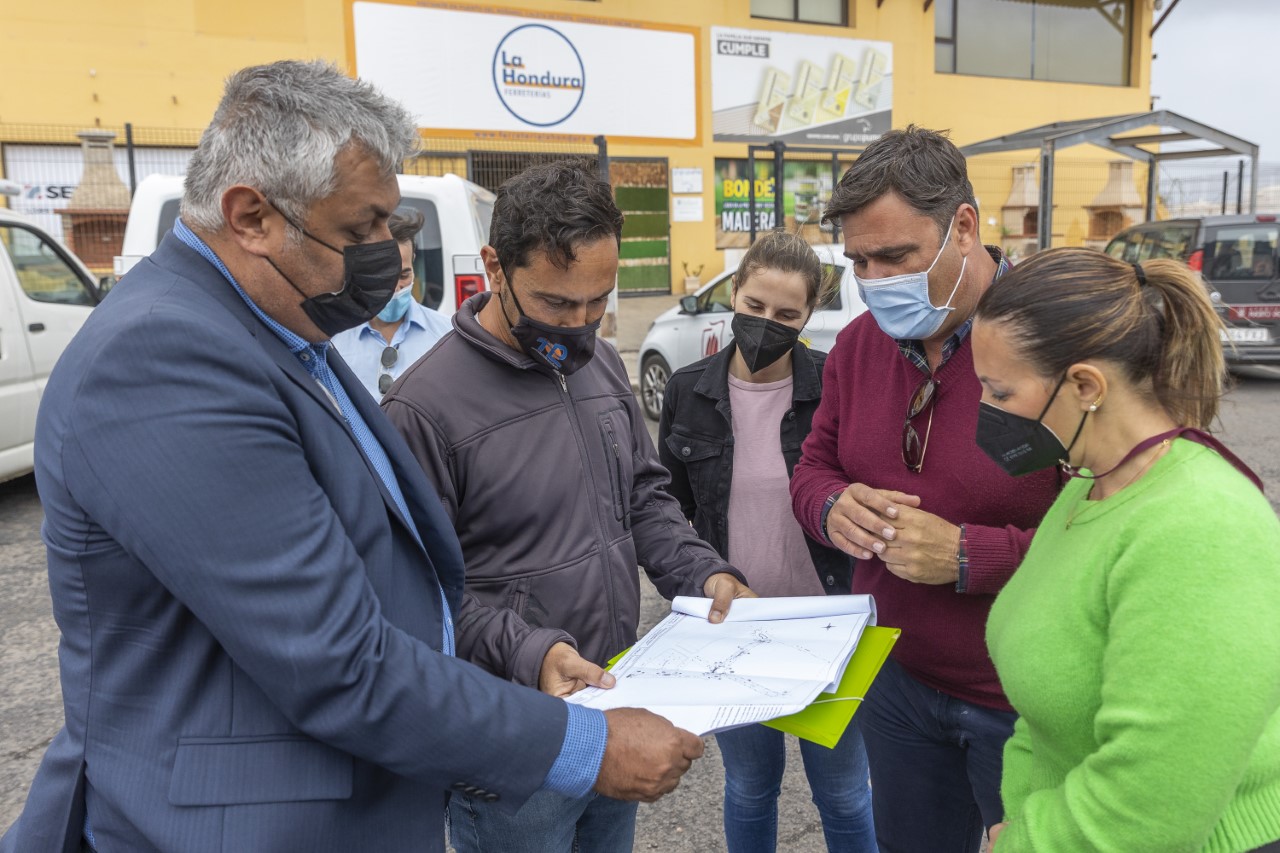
[
  {"xmin": 1, "ymin": 123, "xmax": 618, "ymax": 275},
  {"xmin": 964, "ymin": 154, "xmax": 1280, "ymax": 260},
  {"xmin": 0, "ymin": 123, "xmax": 202, "ymax": 270}
]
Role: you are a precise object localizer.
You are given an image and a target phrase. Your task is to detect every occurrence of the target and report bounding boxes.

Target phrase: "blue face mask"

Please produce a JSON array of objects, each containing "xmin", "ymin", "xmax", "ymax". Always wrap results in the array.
[
  {"xmin": 854, "ymin": 215, "xmax": 967, "ymax": 341},
  {"xmin": 376, "ymin": 287, "xmax": 414, "ymax": 323}
]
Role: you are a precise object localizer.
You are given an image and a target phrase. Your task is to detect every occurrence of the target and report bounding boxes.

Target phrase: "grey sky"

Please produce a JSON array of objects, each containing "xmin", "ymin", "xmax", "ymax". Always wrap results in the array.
[{"xmin": 1152, "ymin": 0, "xmax": 1278, "ymax": 160}]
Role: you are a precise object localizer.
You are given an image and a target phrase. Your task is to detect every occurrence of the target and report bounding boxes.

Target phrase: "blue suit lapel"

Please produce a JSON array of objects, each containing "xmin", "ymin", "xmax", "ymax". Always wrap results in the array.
[
  {"xmin": 152, "ymin": 233, "xmax": 438, "ymax": 570},
  {"xmin": 337, "ymin": 358, "xmax": 467, "ymax": 600}
]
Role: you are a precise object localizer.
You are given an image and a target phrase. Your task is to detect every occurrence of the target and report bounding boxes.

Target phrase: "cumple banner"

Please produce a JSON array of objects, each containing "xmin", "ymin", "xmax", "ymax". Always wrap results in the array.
[{"xmin": 711, "ymin": 27, "xmax": 892, "ymax": 147}]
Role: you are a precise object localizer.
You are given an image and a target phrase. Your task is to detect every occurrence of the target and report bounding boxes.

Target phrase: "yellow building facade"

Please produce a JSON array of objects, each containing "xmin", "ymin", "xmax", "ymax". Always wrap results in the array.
[{"xmin": 0, "ymin": 0, "xmax": 1155, "ymax": 288}]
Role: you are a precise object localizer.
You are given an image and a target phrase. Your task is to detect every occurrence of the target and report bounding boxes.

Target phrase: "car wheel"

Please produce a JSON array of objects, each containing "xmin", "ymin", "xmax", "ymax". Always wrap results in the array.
[{"xmin": 640, "ymin": 353, "xmax": 670, "ymax": 421}]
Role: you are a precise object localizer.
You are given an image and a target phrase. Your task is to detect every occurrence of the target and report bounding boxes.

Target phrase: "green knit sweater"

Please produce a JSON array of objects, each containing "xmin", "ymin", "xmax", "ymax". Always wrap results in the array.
[{"xmin": 989, "ymin": 439, "xmax": 1280, "ymax": 853}]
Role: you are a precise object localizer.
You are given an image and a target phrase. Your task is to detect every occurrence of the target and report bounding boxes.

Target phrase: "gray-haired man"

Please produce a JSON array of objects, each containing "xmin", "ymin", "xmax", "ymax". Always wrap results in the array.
[{"xmin": 2, "ymin": 60, "xmax": 701, "ymax": 853}]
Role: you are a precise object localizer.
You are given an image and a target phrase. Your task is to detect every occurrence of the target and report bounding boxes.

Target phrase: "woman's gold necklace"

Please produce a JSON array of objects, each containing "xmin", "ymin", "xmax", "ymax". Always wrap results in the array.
[{"xmin": 1065, "ymin": 439, "xmax": 1172, "ymax": 529}]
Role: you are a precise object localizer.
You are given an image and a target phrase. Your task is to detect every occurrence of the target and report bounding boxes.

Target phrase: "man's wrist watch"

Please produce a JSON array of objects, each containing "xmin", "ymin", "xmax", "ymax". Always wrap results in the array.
[{"xmin": 955, "ymin": 524, "xmax": 969, "ymax": 593}]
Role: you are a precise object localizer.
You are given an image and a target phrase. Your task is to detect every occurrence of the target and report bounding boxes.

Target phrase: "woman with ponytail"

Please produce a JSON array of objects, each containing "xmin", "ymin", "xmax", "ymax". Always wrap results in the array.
[{"xmin": 968, "ymin": 247, "xmax": 1280, "ymax": 852}]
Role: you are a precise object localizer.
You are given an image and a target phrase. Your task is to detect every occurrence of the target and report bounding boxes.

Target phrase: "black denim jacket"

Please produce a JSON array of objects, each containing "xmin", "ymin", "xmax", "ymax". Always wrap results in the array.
[{"xmin": 657, "ymin": 341, "xmax": 853, "ymax": 594}]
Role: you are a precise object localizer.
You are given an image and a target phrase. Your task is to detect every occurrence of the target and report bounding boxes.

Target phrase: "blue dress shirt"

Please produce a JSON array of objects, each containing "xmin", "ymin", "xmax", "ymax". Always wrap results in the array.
[{"xmin": 330, "ymin": 303, "xmax": 452, "ymax": 400}]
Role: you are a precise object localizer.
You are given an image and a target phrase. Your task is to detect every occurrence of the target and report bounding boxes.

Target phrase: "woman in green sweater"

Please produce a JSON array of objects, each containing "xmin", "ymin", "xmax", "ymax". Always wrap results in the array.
[{"xmin": 968, "ymin": 247, "xmax": 1280, "ymax": 853}]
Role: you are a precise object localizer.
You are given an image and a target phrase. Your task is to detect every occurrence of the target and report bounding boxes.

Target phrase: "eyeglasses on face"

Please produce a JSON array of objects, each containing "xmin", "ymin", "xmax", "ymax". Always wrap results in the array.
[
  {"xmin": 901, "ymin": 376, "xmax": 939, "ymax": 473},
  {"xmin": 378, "ymin": 345, "xmax": 399, "ymax": 395}
]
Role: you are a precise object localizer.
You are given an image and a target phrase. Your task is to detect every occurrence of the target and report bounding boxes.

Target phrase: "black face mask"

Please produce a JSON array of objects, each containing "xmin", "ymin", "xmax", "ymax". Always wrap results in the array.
[
  {"xmin": 267, "ymin": 202, "xmax": 402, "ymax": 337},
  {"xmin": 975, "ymin": 375, "xmax": 1088, "ymax": 477},
  {"xmin": 498, "ymin": 278, "xmax": 600, "ymax": 375},
  {"xmin": 732, "ymin": 313, "xmax": 801, "ymax": 374}
]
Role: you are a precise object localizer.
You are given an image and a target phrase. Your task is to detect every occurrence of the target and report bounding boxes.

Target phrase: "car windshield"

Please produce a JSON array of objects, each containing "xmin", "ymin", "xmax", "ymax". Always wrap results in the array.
[
  {"xmin": 1204, "ymin": 223, "xmax": 1279, "ymax": 281},
  {"xmin": 1105, "ymin": 224, "xmax": 1195, "ymax": 263},
  {"xmin": 698, "ymin": 261, "xmax": 845, "ymax": 313}
]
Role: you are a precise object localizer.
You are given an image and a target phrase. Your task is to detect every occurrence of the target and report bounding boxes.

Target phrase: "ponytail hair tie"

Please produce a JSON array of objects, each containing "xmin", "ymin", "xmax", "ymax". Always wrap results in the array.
[{"xmin": 1133, "ymin": 263, "xmax": 1147, "ymax": 286}]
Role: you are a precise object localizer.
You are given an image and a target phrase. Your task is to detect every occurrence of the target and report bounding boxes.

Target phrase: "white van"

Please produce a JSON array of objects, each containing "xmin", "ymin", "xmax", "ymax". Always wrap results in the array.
[
  {"xmin": 0, "ymin": 204, "xmax": 100, "ymax": 483},
  {"xmin": 115, "ymin": 173, "xmax": 495, "ymax": 314}
]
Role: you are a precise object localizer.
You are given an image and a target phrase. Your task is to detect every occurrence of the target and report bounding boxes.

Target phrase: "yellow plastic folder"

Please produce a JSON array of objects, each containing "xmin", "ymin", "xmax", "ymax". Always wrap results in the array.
[
  {"xmin": 604, "ymin": 624, "xmax": 899, "ymax": 750},
  {"xmin": 763, "ymin": 625, "xmax": 900, "ymax": 748}
]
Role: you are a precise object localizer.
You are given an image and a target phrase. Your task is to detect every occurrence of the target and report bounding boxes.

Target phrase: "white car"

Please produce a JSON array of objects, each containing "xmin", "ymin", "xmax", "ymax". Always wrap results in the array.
[
  {"xmin": 637, "ymin": 243, "xmax": 867, "ymax": 420},
  {"xmin": 115, "ymin": 173, "xmax": 495, "ymax": 315},
  {"xmin": 0, "ymin": 205, "xmax": 100, "ymax": 482}
]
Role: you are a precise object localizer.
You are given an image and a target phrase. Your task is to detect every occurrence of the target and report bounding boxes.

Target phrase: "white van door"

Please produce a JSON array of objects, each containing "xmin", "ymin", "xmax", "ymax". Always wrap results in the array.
[
  {"xmin": 0, "ymin": 246, "xmax": 39, "ymax": 479},
  {"xmin": 0, "ymin": 222, "xmax": 98, "ymax": 378}
]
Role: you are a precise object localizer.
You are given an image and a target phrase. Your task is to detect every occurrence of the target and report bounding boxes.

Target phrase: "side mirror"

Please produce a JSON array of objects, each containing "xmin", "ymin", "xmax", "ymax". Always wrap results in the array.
[
  {"xmin": 679, "ymin": 295, "xmax": 698, "ymax": 315},
  {"xmin": 97, "ymin": 275, "xmax": 116, "ymax": 296}
]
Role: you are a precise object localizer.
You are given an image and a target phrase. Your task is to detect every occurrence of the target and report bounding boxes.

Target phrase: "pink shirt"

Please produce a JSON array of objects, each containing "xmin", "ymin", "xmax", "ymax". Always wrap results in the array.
[{"xmin": 726, "ymin": 372, "xmax": 824, "ymax": 598}]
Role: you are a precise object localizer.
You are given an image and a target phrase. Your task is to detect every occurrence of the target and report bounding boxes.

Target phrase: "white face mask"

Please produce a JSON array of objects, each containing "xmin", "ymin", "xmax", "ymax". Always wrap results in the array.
[{"xmin": 853, "ymin": 214, "xmax": 967, "ymax": 341}]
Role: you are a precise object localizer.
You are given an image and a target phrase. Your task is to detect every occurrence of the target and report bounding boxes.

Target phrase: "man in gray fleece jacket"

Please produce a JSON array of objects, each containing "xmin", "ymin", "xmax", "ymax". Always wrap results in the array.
[{"xmin": 382, "ymin": 159, "xmax": 752, "ymax": 853}]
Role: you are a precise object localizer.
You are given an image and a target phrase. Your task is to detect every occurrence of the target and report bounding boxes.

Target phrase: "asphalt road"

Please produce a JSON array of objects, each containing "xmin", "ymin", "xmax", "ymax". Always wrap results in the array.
[{"xmin": 2, "ymin": 367, "xmax": 1277, "ymax": 848}]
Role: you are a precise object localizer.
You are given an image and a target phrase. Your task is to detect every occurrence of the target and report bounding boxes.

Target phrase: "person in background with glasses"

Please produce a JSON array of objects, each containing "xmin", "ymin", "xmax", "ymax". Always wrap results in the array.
[
  {"xmin": 331, "ymin": 209, "xmax": 451, "ymax": 399},
  {"xmin": 973, "ymin": 249, "xmax": 1280, "ymax": 853},
  {"xmin": 789, "ymin": 125, "xmax": 1059, "ymax": 853},
  {"xmin": 658, "ymin": 229, "xmax": 876, "ymax": 853}
]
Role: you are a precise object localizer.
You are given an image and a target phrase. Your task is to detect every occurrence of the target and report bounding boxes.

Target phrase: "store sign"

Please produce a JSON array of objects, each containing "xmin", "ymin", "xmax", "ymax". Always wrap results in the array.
[
  {"xmin": 493, "ymin": 24, "xmax": 585, "ymax": 127},
  {"xmin": 711, "ymin": 27, "xmax": 892, "ymax": 147},
  {"xmin": 714, "ymin": 158, "xmax": 852, "ymax": 249},
  {"xmin": 352, "ymin": 2, "xmax": 697, "ymax": 139}
]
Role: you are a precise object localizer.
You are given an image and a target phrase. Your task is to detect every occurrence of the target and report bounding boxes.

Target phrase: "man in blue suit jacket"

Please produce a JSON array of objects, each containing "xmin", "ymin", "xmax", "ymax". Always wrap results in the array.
[{"xmin": 1, "ymin": 60, "xmax": 703, "ymax": 853}]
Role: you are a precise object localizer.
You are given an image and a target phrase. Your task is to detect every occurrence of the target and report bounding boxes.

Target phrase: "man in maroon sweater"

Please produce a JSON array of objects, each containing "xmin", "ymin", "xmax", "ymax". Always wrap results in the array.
[{"xmin": 790, "ymin": 126, "xmax": 1059, "ymax": 853}]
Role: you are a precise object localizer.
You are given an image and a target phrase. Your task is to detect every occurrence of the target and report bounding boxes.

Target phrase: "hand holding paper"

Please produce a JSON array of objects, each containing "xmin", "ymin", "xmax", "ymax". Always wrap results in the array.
[{"xmin": 568, "ymin": 595, "xmax": 894, "ymax": 741}]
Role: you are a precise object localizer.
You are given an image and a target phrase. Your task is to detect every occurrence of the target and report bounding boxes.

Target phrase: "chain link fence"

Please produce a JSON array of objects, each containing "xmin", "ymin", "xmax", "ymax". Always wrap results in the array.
[{"xmin": 1, "ymin": 124, "xmax": 629, "ymax": 277}]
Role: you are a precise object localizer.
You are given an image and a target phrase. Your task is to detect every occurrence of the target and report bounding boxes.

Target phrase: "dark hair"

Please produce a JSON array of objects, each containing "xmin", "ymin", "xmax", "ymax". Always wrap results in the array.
[
  {"xmin": 975, "ymin": 248, "xmax": 1226, "ymax": 428},
  {"xmin": 389, "ymin": 208, "xmax": 424, "ymax": 245},
  {"xmin": 822, "ymin": 125, "xmax": 977, "ymax": 238},
  {"xmin": 734, "ymin": 230, "xmax": 838, "ymax": 311},
  {"xmin": 488, "ymin": 159, "xmax": 624, "ymax": 274}
]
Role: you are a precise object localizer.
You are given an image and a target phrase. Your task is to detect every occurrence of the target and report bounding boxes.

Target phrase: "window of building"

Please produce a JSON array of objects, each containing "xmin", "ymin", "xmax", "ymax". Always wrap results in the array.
[
  {"xmin": 752, "ymin": 0, "xmax": 847, "ymax": 27},
  {"xmin": 935, "ymin": 0, "xmax": 1131, "ymax": 86}
]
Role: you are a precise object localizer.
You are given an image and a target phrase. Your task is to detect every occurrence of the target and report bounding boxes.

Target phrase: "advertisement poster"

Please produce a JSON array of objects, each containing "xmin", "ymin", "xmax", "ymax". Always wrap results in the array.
[
  {"xmin": 711, "ymin": 27, "xmax": 892, "ymax": 146},
  {"xmin": 353, "ymin": 3, "xmax": 697, "ymax": 140},
  {"xmin": 715, "ymin": 158, "xmax": 853, "ymax": 249}
]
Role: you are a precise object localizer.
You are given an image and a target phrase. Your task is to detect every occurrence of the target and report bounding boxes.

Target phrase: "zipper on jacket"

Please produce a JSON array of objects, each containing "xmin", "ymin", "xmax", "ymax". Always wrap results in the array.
[
  {"xmin": 604, "ymin": 421, "xmax": 631, "ymax": 530},
  {"xmin": 551, "ymin": 368, "xmax": 623, "ymax": 654}
]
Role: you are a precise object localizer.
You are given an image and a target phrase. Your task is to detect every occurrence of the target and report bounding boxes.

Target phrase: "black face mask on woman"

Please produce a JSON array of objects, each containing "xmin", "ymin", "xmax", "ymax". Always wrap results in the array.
[
  {"xmin": 732, "ymin": 313, "xmax": 801, "ymax": 374},
  {"xmin": 975, "ymin": 374, "xmax": 1088, "ymax": 477},
  {"xmin": 266, "ymin": 202, "xmax": 402, "ymax": 338},
  {"xmin": 498, "ymin": 279, "xmax": 599, "ymax": 375}
]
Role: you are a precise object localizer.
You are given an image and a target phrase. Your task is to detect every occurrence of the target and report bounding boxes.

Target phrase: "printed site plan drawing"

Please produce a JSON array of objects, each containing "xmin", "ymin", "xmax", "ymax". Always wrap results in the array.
[{"xmin": 566, "ymin": 595, "xmax": 876, "ymax": 735}]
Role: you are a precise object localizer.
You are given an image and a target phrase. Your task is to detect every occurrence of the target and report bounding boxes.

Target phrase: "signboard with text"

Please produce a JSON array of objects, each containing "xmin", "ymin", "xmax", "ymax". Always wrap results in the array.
[
  {"xmin": 715, "ymin": 158, "xmax": 853, "ymax": 249},
  {"xmin": 711, "ymin": 27, "xmax": 892, "ymax": 147},
  {"xmin": 352, "ymin": 2, "xmax": 698, "ymax": 140}
]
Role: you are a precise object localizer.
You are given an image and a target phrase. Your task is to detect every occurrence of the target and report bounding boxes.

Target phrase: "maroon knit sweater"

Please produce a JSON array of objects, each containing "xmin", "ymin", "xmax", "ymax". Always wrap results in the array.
[{"xmin": 790, "ymin": 312, "xmax": 1060, "ymax": 710}]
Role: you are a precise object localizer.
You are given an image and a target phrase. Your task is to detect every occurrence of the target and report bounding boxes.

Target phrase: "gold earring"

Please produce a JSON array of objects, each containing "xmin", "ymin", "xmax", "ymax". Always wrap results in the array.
[{"xmin": 1088, "ymin": 400, "xmax": 1101, "ymax": 412}]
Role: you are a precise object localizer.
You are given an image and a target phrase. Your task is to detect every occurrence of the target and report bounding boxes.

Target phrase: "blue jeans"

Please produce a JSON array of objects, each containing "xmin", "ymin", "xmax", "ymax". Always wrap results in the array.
[
  {"xmin": 715, "ymin": 723, "xmax": 876, "ymax": 853},
  {"xmin": 448, "ymin": 787, "xmax": 637, "ymax": 853},
  {"xmin": 857, "ymin": 657, "xmax": 1017, "ymax": 853}
]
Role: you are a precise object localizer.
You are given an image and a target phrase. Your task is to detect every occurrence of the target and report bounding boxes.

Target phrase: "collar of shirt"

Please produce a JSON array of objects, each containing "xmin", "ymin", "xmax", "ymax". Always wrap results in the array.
[
  {"xmin": 173, "ymin": 217, "xmax": 330, "ymax": 368},
  {"xmin": 355, "ymin": 305, "xmax": 429, "ymax": 346},
  {"xmin": 896, "ymin": 245, "xmax": 1010, "ymax": 375}
]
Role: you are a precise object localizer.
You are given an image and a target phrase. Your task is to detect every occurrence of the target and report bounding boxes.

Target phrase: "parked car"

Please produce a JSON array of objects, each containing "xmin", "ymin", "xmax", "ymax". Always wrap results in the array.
[
  {"xmin": 115, "ymin": 172, "xmax": 496, "ymax": 314},
  {"xmin": 1103, "ymin": 214, "xmax": 1280, "ymax": 364},
  {"xmin": 637, "ymin": 243, "xmax": 866, "ymax": 420},
  {"xmin": 0, "ymin": 204, "xmax": 100, "ymax": 483}
]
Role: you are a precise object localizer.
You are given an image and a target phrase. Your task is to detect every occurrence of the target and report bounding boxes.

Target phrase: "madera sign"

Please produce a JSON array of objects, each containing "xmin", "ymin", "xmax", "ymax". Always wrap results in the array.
[{"xmin": 492, "ymin": 25, "xmax": 585, "ymax": 128}]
